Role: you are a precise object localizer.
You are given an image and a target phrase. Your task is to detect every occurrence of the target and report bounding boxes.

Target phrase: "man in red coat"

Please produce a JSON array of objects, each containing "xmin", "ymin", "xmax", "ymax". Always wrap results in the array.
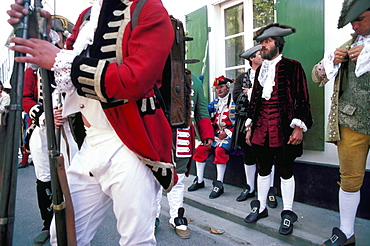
[
  {"xmin": 243, "ymin": 23, "xmax": 312, "ymax": 236},
  {"xmin": 8, "ymin": 0, "xmax": 174, "ymax": 245}
]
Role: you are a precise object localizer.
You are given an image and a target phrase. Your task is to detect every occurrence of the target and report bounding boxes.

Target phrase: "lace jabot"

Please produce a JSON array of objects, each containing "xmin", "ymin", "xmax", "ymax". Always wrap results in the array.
[{"xmin": 258, "ymin": 54, "xmax": 282, "ymax": 100}]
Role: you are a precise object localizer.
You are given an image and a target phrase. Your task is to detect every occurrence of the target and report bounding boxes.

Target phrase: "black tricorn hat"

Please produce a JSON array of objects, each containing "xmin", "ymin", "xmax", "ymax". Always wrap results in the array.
[
  {"xmin": 338, "ymin": 0, "xmax": 370, "ymax": 28},
  {"xmin": 253, "ymin": 23, "xmax": 296, "ymax": 43},
  {"xmin": 51, "ymin": 15, "xmax": 74, "ymax": 37},
  {"xmin": 240, "ymin": 44, "xmax": 262, "ymax": 59}
]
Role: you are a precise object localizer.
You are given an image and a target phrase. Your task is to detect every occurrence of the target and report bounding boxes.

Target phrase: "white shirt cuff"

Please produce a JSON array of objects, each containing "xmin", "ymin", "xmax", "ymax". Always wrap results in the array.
[{"xmin": 290, "ymin": 118, "xmax": 307, "ymax": 132}]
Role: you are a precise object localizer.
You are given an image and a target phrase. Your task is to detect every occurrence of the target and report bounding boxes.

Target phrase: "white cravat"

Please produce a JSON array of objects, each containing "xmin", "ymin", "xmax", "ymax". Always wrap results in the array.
[{"xmin": 258, "ymin": 54, "xmax": 282, "ymax": 100}]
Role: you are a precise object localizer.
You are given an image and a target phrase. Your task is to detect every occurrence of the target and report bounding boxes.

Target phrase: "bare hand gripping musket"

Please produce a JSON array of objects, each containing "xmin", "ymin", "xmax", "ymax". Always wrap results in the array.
[
  {"xmin": 32, "ymin": 1, "xmax": 76, "ymax": 245},
  {"xmin": 0, "ymin": 1, "xmax": 31, "ymax": 245}
]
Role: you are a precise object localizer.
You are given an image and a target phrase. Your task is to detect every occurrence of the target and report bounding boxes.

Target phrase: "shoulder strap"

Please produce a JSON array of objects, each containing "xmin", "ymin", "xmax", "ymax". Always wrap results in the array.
[{"xmin": 131, "ymin": 0, "xmax": 149, "ymax": 30}]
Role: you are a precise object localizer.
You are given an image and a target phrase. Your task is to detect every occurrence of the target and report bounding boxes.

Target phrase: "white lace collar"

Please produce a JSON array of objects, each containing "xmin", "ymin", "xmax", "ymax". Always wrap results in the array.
[
  {"xmin": 258, "ymin": 54, "xmax": 282, "ymax": 100},
  {"xmin": 73, "ymin": 0, "xmax": 103, "ymax": 55}
]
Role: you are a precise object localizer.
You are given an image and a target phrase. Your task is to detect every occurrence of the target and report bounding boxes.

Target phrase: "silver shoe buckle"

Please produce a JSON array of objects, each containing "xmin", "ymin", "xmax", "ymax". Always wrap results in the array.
[
  {"xmin": 283, "ymin": 218, "xmax": 291, "ymax": 227},
  {"xmin": 330, "ymin": 234, "xmax": 339, "ymax": 243}
]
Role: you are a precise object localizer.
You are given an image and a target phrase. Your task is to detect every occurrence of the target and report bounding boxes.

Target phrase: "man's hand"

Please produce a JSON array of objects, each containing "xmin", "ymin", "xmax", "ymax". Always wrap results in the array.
[
  {"xmin": 7, "ymin": 0, "xmax": 51, "ymax": 28},
  {"xmin": 202, "ymin": 138, "xmax": 214, "ymax": 147},
  {"xmin": 348, "ymin": 45, "xmax": 364, "ymax": 62},
  {"xmin": 54, "ymin": 107, "xmax": 66, "ymax": 128},
  {"xmin": 7, "ymin": 0, "xmax": 56, "ymax": 70},
  {"xmin": 218, "ymin": 130, "xmax": 227, "ymax": 140},
  {"xmin": 287, "ymin": 126, "xmax": 303, "ymax": 145},
  {"xmin": 333, "ymin": 48, "xmax": 348, "ymax": 65},
  {"xmin": 9, "ymin": 37, "xmax": 59, "ymax": 70}
]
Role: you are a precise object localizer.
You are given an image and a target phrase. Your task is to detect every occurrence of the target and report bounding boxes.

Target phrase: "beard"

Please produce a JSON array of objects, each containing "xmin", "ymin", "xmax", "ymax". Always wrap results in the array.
[{"xmin": 261, "ymin": 45, "xmax": 279, "ymax": 60}]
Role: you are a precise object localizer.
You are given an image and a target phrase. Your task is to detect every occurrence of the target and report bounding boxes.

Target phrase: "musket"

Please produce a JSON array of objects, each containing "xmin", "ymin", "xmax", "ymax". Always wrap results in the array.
[
  {"xmin": 0, "ymin": 0, "xmax": 31, "ymax": 245},
  {"xmin": 33, "ymin": 0, "xmax": 76, "ymax": 245}
]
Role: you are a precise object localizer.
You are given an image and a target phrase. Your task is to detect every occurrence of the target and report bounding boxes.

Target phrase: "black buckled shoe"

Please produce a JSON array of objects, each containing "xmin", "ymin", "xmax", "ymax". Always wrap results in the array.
[
  {"xmin": 172, "ymin": 207, "xmax": 191, "ymax": 239},
  {"xmin": 322, "ymin": 227, "xmax": 355, "ymax": 246},
  {"xmin": 244, "ymin": 200, "xmax": 268, "ymax": 223},
  {"xmin": 236, "ymin": 185, "xmax": 255, "ymax": 202},
  {"xmin": 267, "ymin": 187, "xmax": 278, "ymax": 208},
  {"xmin": 209, "ymin": 180, "xmax": 224, "ymax": 199},
  {"xmin": 279, "ymin": 210, "xmax": 298, "ymax": 235},
  {"xmin": 187, "ymin": 177, "xmax": 205, "ymax": 192}
]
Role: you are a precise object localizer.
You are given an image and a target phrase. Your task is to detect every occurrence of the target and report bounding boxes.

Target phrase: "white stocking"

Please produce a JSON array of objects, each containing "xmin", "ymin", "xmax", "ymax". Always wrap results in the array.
[
  {"xmin": 281, "ymin": 176, "xmax": 295, "ymax": 211},
  {"xmin": 257, "ymin": 174, "xmax": 271, "ymax": 211},
  {"xmin": 339, "ymin": 188, "xmax": 360, "ymax": 239},
  {"xmin": 244, "ymin": 164, "xmax": 256, "ymax": 192},
  {"xmin": 216, "ymin": 164, "xmax": 226, "ymax": 182},
  {"xmin": 196, "ymin": 161, "xmax": 206, "ymax": 183},
  {"xmin": 167, "ymin": 174, "xmax": 186, "ymax": 225}
]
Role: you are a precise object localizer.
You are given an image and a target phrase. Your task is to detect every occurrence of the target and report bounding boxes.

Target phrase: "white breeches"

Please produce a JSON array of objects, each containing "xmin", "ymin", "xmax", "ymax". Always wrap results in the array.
[
  {"xmin": 29, "ymin": 127, "xmax": 50, "ymax": 182},
  {"xmin": 29, "ymin": 124, "xmax": 78, "ymax": 182},
  {"xmin": 50, "ymin": 126, "xmax": 160, "ymax": 246}
]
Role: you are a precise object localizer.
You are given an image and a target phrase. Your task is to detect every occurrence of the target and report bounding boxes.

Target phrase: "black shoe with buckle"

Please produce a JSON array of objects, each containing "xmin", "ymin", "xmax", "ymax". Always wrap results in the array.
[
  {"xmin": 279, "ymin": 210, "xmax": 298, "ymax": 235},
  {"xmin": 267, "ymin": 187, "xmax": 278, "ymax": 208},
  {"xmin": 172, "ymin": 207, "xmax": 191, "ymax": 239},
  {"xmin": 244, "ymin": 200, "xmax": 268, "ymax": 223},
  {"xmin": 187, "ymin": 177, "xmax": 205, "ymax": 192},
  {"xmin": 322, "ymin": 227, "xmax": 356, "ymax": 246},
  {"xmin": 209, "ymin": 180, "xmax": 224, "ymax": 199},
  {"xmin": 236, "ymin": 185, "xmax": 255, "ymax": 202}
]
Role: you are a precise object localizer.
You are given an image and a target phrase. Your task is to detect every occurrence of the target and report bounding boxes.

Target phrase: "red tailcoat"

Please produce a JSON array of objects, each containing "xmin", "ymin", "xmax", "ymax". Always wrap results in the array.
[
  {"xmin": 66, "ymin": 0, "xmax": 174, "ymax": 179},
  {"xmin": 23, "ymin": 67, "xmax": 40, "ymax": 113}
]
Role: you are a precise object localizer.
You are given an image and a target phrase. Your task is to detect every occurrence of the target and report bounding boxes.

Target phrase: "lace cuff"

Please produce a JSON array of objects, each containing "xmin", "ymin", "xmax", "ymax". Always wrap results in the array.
[
  {"xmin": 290, "ymin": 118, "xmax": 307, "ymax": 132},
  {"xmin": 245, "ymin": 118, "xmax": 253, "ymax": 127},
  {"xmin": 323, "ymin": 49, "xmax": 341, "ymax": 81},
  {"xmin": 51, "ymin": 50, "xmax": 77, "ymax": 92},
  {"xmin": 224, "ymin": 128, "xmax": 233, "ymax": 138},
  {"xmin": 355, "ymin": 45, "xmax": 370, "ymax": 77},
  {"xmin": 312, "ymin": 60, "xmax": 329, "ymax": 87}
]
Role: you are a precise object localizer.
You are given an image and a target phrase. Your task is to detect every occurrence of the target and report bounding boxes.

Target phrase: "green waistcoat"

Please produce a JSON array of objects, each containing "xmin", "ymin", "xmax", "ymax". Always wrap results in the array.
[{"xmin": 338, "ymin": 60, "xmax": 370, "ymax": 135}]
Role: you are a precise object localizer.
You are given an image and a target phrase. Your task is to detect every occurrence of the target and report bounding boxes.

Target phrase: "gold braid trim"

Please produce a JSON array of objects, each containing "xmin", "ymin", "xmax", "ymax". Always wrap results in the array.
[{"xmin": 52, "ymin": 15, "xmax": 73, "ymax": 30}]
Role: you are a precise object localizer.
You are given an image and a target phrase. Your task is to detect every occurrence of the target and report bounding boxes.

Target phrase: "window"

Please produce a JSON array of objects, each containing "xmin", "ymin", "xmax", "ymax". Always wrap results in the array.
[{"xmin": 222, "ymin": 0, "xmax": 275, "ymax": 79}]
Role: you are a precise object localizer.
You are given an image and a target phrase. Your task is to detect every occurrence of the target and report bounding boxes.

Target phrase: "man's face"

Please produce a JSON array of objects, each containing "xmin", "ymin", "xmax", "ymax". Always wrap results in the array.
[
  {"xmin": 250, "ymin": 50, "xmax": 264, "ymax": 67},
  {"xmin": 215, "ymin": 84, "xmax": 229, "ymax": 98},
  {"xmin": 260, "ymin": 37, "xmax": 279, "ymax": 60},
  {"xmin": 351, "ymin": 11, "xmax": 370, "ymax": 36}
]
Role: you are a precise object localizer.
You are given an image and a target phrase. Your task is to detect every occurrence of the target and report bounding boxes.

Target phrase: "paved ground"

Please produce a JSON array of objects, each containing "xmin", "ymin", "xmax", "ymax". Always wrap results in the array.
[{"xmin": 11, "ymin": 165, "xmax": 370, "ymax": 245}]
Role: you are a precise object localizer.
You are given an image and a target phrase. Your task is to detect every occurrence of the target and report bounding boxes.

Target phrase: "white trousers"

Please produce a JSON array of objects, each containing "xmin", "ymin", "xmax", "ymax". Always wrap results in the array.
[
  {"xmin": 50, "ymin": 126, "xmax": 160, "ymax": 246},
  {"xmin": 30, "ymin": 124, "xmax": 77, "ymax": 182},
  {"xmin": 29, "ymin": 127, "xmax": 50, "ymax": 182}
]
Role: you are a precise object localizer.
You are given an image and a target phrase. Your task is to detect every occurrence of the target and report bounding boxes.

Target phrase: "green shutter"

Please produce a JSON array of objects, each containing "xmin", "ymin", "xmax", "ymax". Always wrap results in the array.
[
  {"xmin": 275, "ymin": 0, "xmax": 325, "ymax": 151},
  {"xmin": 185, "ymin": 6, "xmax": 210, "ymax": 102}
]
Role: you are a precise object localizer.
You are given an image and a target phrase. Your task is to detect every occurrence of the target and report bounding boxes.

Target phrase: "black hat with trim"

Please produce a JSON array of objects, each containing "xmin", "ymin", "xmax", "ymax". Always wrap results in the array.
[
  {"xmin": 253, "ymin": 23, "xmax": 296, "ymax": 43},
  {"xmin": 51, "ymin": 15, "xmax": 74, "ymax": 37},
  {"xmin": 337, "ymin": 0, "xmax": 370, "ymax": 28},
  {"xmin": 240, "ymin": 44, "xmax": 262, "ymax": 59}
]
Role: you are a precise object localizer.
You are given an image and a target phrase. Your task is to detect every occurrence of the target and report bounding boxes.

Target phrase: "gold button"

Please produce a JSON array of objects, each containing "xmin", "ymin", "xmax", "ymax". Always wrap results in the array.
[{"xmin": 79, "ymin": 104, "xmax": 85, "ymax": 109}]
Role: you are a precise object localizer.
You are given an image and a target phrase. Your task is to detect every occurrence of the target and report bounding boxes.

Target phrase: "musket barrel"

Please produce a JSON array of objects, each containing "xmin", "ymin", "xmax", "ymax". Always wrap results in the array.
[{"xmin": 0, "ymin": 1, "xmax": 31, "ymax": 245}]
